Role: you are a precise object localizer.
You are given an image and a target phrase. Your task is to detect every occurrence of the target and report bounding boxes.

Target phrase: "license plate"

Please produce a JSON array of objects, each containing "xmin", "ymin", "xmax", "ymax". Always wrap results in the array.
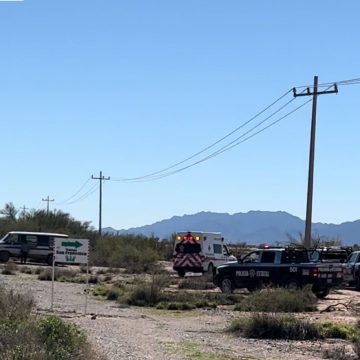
[{"xmin": 327, "ymin": 279, "xmax": 333, "ymax": 284}]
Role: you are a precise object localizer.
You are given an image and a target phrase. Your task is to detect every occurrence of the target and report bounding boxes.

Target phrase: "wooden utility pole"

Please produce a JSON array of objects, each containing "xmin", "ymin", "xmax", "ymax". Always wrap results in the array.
[
  {"xmin": 42, "ymin": 196, "xmax": 54, "ymax": 215},
  {"xmin": 91, "ymin": 171, "xmax": 110, "ymax": 236},
  {"xmin": 293, "ymin": 76, "xmax": 338, "ymax": 248}
]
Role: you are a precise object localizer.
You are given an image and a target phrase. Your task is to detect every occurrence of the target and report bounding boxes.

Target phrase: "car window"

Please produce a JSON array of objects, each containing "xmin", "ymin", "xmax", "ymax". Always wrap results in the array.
[
  {"xmin": 242, "ymin": 251, "xmax": 260, "ymax": 263},
  {"xmin": 261, "ymin": 251, "xmax": 275, "ymax": 263},
  {"xmin": 213, "ymin": 244, "xmax": 222, "ymax": 254}
]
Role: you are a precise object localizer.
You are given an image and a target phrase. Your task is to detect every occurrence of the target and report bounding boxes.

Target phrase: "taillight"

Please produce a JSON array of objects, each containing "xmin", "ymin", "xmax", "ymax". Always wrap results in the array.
[{"xmin": 310, "ymin": 267, "xmax": 319, "ymax": 278}]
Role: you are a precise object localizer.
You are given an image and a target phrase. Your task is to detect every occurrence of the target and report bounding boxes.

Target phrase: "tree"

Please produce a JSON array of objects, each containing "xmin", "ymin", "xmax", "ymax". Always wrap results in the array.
[{"xmin": 0, "ymin": 203, "xmax": 18, "ymax": 222}]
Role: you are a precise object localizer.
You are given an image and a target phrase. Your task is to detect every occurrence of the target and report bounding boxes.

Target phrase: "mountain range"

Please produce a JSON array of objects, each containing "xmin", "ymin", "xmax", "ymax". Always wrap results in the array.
[{"xmin": 103, "ymin": 211, "xmax": 360, "ymax": 245}]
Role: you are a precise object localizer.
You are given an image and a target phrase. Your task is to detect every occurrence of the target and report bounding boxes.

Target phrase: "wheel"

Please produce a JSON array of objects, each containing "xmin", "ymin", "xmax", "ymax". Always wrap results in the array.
[
  {"xmin": 355, "ymin": 276, "xmax": 360, "ymax": 290},
  {"xmin": 0, "ymin": 251, "xmax": 10, "ymax": 263},
  {"xmin": 47, "ymin": 254, "xmax": 54, "ymax": 266},
  {"xmin": 286, "ymin": 278, "xmax": 301, "ymax": 291},
  {"xmin": 313, "ymin": 287, "xmax": 330, "ymax": 299},
  {"xmin": 219, "ymin": 276, "xmax": 234, "ymax": 294},
  {"xmin": 206, "ymin": 263, "xmax": 214, "ymax": 282},
  {"xmin": 177, "ymin": 269, "xmax": 185, "ymax": 278}
]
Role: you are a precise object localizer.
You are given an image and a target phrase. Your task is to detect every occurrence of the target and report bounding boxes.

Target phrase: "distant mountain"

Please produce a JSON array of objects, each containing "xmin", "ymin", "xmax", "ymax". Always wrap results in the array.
[{"xmin": 102, "ymin": 211, "xmax": 360, "ymax": 245}]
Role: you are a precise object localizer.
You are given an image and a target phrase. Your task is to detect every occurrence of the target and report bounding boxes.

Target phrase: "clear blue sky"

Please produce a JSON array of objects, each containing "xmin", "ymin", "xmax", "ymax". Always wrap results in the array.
[{"xmin": 1, "ymin": 0, "xmax": 359, "ymax": 230}]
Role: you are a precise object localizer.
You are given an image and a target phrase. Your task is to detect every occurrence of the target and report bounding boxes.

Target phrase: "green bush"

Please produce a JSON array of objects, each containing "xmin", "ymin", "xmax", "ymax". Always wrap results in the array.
[
  {"xmin": 228, "ymin": 313, "xmax": 320, "ymax": 340},
  {"xmin": 0, "ymin": 287, "xmax": 100, "ymax": 360},
  {"xmin": 234, "ymin": 287, "xmax": 317, "ymax": 313},
  {"xmin": 37, "ymin": 315, "xmax": 87, "ymax": 360},
  {"xmin": 19, "ymin": 266, "xmax": 33, "ymax": 274},
  {"xmin": 319, "ymin": 322, "xmax": 360, "ymax": 341}
]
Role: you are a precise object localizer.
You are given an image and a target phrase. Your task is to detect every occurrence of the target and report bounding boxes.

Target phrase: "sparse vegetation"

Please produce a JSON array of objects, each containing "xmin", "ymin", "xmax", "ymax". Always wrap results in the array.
[
  {"xmin": 1, "ymin": 262, "xmax": 18, "ymax": 275},
  {"xmin": 234, "ymin": 287, "xmax": 318, "ymax": 313},
  {"xmin": 0, "ymin": 286, "xmax": 101, "ymax": 359},
  {"xmin": 228, "ymin": 313, "xmax": 320, "ymax": 340}
]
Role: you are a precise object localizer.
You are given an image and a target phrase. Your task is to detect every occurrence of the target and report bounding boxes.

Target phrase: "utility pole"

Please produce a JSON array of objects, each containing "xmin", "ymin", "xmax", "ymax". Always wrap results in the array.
[
  {"xmin": 293, "ymin": 76, "xmax": 338, "ymax": 248},
  {"xmin": 42, "ymin": 196, "xmax": 55, "ymax": 215},
  {"xmin": 91, "ymin": 171, "xmax": 110, "ymax": 236},
  {"xmin": 20, "ymin": 205, "xmax": 29, "ymax": 216}
]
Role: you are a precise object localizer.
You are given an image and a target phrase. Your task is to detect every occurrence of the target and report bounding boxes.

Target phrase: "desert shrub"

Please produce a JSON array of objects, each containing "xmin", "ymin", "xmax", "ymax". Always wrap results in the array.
[
  {"xmin": 234, "ymin": 287, "xmax": 317, "ymax": 313},
  {"xmin": 166, "ymin": 302, "xmax": 196, "ymax": 311},
  {"xmin": 178, "ymin": 277, "xmax": 216, "ymax": 290},
  {"xmin": 38, "ymin": 269, "xmax": 55, "ymax": 281},
  {"xmin": 92, "ymin": 286, "xmax": 109, "ymax": 297},
  {"xmin": 19, "ymin": 266, "xmax": 33, "ymax": 274},
  {"xmin": 0, "ymin": 286, "xmax": 34, "ymax": 321},
  {"xmin": 319, "ymin": 322, "xmax": 360, "ymax": 341},
  {"xmin": 2, "ymin": 262, "xmax": 17, "ymax": 275},
  {"xmin": 228, "ymin": 313, "xmax": 320, "ymax": 340},
  {"xmin": 322, "ymin": 346, "xmax": 348, "ymax": 360},
  {"xmin": 352, "ymin": 339, "xmax": 360, "ymax": 359},
  {"xmin": 92, "ymin": 234, "xmax": 162, "ymax": 272},
  {"xmin": 37, "ymin": 315, "xmax": 88, "ymax": 360},
  {"xmin": 38, "ymin": 268, "xmax": 80, "ymax": 282}
]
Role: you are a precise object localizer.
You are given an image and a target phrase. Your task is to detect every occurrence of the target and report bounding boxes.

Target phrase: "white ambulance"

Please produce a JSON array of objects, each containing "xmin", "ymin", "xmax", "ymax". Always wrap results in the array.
[{"xmin": 172, "ymin": 231, "xmax": 237, "ymax": 279}]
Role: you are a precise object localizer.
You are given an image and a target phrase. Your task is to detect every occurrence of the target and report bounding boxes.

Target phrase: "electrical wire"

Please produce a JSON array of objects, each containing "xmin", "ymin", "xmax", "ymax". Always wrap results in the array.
[
  {"xmin": 55, "ymin": 177, "xmax": 92, "ymax": 205},
  {"xmin": 294, "ymin": 76, "xmax": 360, "ymax": 90},
  {"xmin": 63, "ymin": 182, "xmax": 99, "ymax": 205},
  {"xmin": 112, "ymin": 89, "xmax": 294, "ymax": 182},
  {"xmin": 131, "ymin": 98, "xmax": 312, "ymax": 182}
]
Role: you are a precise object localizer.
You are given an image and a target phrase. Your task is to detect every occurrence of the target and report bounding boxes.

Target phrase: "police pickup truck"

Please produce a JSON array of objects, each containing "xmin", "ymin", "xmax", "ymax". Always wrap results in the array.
[{"xmin": 213, "ymin": 247, "xmax": 343, "ymax": 298}]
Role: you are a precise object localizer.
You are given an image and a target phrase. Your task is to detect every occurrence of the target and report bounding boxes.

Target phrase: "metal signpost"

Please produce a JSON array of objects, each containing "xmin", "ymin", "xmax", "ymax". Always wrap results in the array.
[{"xmin": 51, "ymin": 238, "xmax": 90, "ymax": 314}]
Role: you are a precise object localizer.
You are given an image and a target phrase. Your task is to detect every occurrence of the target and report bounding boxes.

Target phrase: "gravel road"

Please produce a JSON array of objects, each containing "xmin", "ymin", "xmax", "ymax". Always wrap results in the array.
[{"xmin": 1, "ymin": 271, "xmax": 357, "ymax": 360}]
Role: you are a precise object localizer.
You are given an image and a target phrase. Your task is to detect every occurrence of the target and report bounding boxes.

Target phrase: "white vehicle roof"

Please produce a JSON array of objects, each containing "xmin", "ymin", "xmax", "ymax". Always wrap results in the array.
[{"xmin": 6, "ymin": 231, "xmax": 68, "ymax": 237}]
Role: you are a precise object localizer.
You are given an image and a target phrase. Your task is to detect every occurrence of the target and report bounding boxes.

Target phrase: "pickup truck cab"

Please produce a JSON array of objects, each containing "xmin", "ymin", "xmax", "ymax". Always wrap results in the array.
[{"xmin": 214, "ymin": 247, "xmax": 343, "ymax": 298}]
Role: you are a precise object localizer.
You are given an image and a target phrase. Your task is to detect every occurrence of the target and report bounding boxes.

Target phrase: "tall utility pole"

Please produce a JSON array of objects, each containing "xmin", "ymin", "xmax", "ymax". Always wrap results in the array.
[
  {"xmin": 42, "ymin": 196, "xmax": 55, "ymax": 215},
  {"xmin": 91, "ymin": 171, "xmax": 110, "ymax": 236},
  {"xmin": 293, "ymin": 76, "xmax": 338, "ymax": 248},
  {"xmin": 20, "ymin": 205, "xmax": 29, "ymax": 216}
]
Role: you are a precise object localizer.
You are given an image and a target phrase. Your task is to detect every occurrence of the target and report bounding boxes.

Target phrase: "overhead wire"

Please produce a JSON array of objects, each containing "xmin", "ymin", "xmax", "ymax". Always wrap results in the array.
[
  {"xmin": 55, "ymin": 177, "xmax": 92, "ymax": 205},
  {"xmin": 63, "ymin": 182, "xmax": 99, "ymax": 205},
  {"xmin": 112, "ymin": 89, "xmax": 295, "ymax": 182},
  {"xmin": 132, "ymin": 97, "xmax": 312, "ymax": 182}
]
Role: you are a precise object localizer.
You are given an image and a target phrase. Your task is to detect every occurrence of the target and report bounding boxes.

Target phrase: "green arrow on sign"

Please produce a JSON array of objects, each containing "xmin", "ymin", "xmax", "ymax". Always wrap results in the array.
[{"xmin": 61, "ymin": 241, "xmax": 82, "ymax": 249}]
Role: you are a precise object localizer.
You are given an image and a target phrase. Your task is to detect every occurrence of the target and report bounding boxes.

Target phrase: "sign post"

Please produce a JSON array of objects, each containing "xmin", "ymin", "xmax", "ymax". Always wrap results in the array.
[{"xmin": 52, "ymin": 238, "xmax": 90, "ymax": 314}]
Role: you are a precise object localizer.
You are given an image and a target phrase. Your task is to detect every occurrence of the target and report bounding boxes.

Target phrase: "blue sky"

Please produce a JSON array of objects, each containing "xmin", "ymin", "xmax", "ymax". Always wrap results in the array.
[{"xmin": 0, "ymin": 0, "xmax": 359, "ymax": 230}]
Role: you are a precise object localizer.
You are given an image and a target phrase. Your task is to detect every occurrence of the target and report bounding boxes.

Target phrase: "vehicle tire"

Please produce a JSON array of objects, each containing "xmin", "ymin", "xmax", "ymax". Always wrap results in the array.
[
  {"xmin": 206, "ymin": 263, "xmax": 214, "ymax": 282},
  {"xmin": 47, "ymin": 254, "xmax": 54, "ymax": 266},
  {"xmin": 286, "ymin": 278, "xmax": 301, "ymax": 291},
  {"xmin": 219, "ymin": 276, "xmax": 234, "ymax": 294},
  {"xmin": 177, "ymin": 269, "xmax": 185, "ymax": 278},
  {"xmin": 0, "ymin": 251, "xmax": 10, "ymax": 263},
  {"xmin": 355, "ymin": 276, "xmax": 360, "ymax": 291},
  {"xmin": 313, "ymin": 287, "xmax": 330, "ymax": 299}
]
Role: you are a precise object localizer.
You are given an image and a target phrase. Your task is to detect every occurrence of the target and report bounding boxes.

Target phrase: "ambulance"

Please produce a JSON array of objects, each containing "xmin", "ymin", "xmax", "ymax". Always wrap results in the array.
[{"xmin": 172, "ymin": 231, "xmax": 237, "ymax": 279}]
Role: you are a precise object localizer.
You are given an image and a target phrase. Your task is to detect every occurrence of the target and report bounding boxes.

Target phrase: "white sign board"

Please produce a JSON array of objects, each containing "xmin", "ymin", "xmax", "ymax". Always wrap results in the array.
[{"xmin": 54, "ymin": 238, "xmax": 89, "ymax": 264}]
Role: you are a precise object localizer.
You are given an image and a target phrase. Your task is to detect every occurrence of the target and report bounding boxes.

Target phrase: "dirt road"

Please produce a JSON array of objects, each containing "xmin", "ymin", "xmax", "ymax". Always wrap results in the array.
[{"xmin": 1, "ymin": 271, "xmax": 358, "ymax": 360}]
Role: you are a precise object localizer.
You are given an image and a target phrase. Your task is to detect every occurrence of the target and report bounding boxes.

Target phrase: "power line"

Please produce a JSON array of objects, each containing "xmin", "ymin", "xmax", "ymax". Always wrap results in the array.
[
  {"xmin": 132, "ymin": 98, "xmax": 312, "ymax": 182},
  {"xmin": 55, "ymin": 177, "xmax": 91, "ymax": 205},
  {"xmin": 112, "ymin": 89, "xmax": 295, "ymax": 182},
  {"xmin": 65, "ymin": 182, "xmax": 99, "ymax": 205}
]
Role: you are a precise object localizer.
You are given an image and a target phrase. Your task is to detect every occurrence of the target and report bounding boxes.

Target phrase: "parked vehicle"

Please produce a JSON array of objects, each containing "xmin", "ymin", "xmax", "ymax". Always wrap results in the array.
[
  {"xmin": 0, "ymin": 231, "xmax": 68, "ymax": 265},
  {"xmin": 172, "ymin": 231, "xmax": 236, "ymax": 279},
  {"xmin": 310, "ymin": 247, "xmax": 352, "ymax": 263},
  {"xmin": 213, "ymin": 247, "xmax": 343, "ymax": 298},
  {"xmin": 343, "ymin": 251, "xmax": 360, "ymax": 289}
]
